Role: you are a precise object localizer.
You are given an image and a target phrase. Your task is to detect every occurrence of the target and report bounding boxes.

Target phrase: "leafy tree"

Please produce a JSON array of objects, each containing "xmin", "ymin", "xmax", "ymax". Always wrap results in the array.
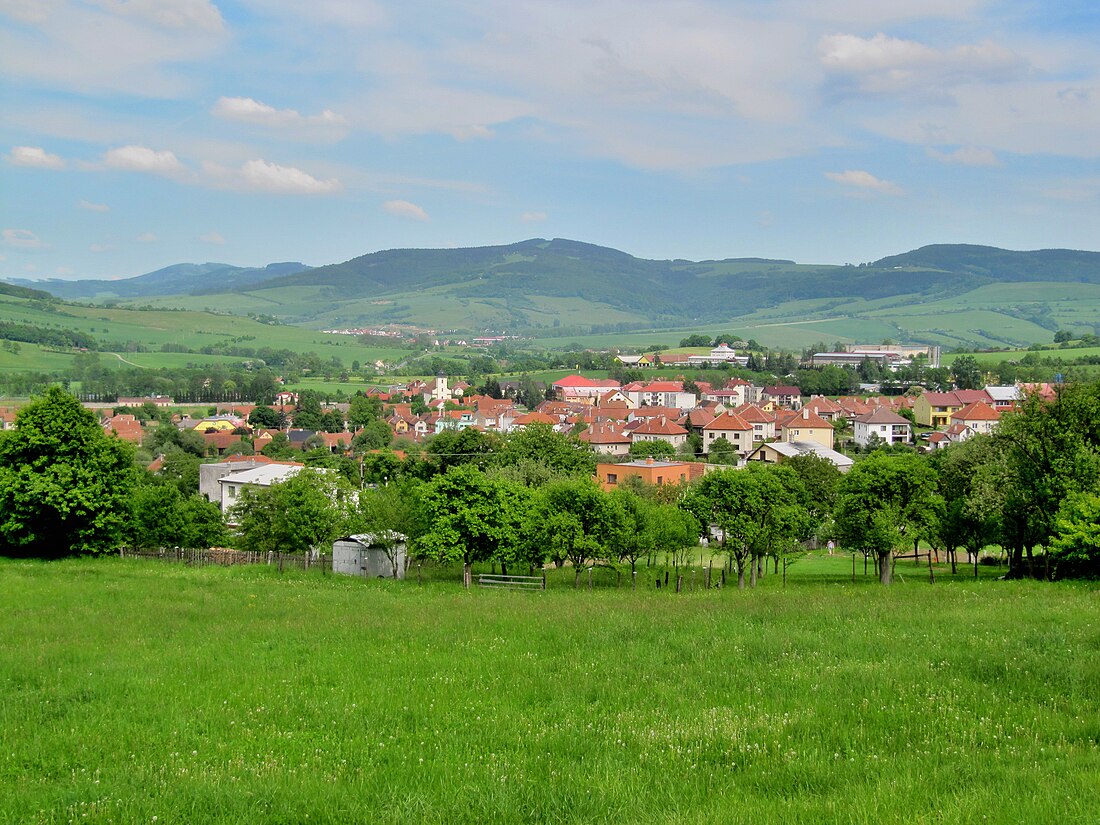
[
  {"xmin": 352, "ymin": 419, "xmax": 393, "ymax": 453},
  {"xmin": 232, "ymin": 468, "xmax": 352, "ymax": 555},
  {"xmin": 261, "ymin": 431, "xmax": 297, "ymax": 459},
  {"xmin": 248, "ymin": 406, "xmax": 279, "ymax": 429},
  {"xmin": 0, "ymin": 387, "xmax": 136, "ymax": 558},
  {"xmin": 427, "ymin": 427, "xmax": 495, "ymax": 471},
  {"xmin": 928, "ymin": 437, "xmax": 1000, "ymax": 574},
  {"xmin": 680, "ymin": 334, "xmax": 711, "ymax": 347},
  {"xmin": 361, "ymin": 451, "xmax": 403, "ymax": 485},
  {"xmin": 705, "ymin": 436, "xmax": 738, "ymax": 465},
  {"xmin": 347, "ymin": 394, "xmax": 383, "ymax": 429},
  {"xmin": 609, "ymin": 488, "xmax": 656, "ymax": 574},
  {"xmin": 526, "ymin": 479, "xmax": 624, "ymax": 585},
  {"xmin": 127, "ymin": 483, "xmax": 228, "ymax": 550},
  {"xmin": 319, "ymin": 409, "xmax": 345, "ymax": 434},
  {"xmin": 833, "ymin": 452, "xmax": 938, "ymax": 585},
  {"xmin": 292, "ymin": 391, "xmax": 324, "ymax": 430},
  {"xmin": 157, "ymin": 447, "xmax": 202, "ymax": 496},
  {"xmin": 628, "ymin": 439, "xmax": 676, "ymax": 460},
  {"xmin": 354, "ymin": 480, "xmax": 428, "ymax": 577},
  {"xmin": 496, "ymin": 424, "xmax": 595, "ymax": 479},
  {"xmin": 1049, "ymin": 492, "xmax": 1100, "ymax": 578},
  {"xmin": 990, "ymin": 382, "xmax": 1100, "ymax": 576},
  {"xmin": 1054, "ymin": 330, "xmax": 1073, "ymax": 344},
  {"xmin": 951, "ymin": 356, "xmax": 983, "ymax": 390},
  {"xmin": 415, "ymin": 465, "xmax": 531, "ymax": 584}
]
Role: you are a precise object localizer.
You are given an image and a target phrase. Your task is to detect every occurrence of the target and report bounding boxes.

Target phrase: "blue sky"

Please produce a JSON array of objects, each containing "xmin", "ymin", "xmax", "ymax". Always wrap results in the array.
[{"xmin": 2, "ymin": 0, "xmax": 1099, "ymax": 281}]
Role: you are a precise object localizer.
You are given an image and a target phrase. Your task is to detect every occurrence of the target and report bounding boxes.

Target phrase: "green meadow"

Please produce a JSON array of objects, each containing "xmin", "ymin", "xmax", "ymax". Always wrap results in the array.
[{"xmin": 2, "ymin": 556, "xmax": 1097, "ymax": 824}]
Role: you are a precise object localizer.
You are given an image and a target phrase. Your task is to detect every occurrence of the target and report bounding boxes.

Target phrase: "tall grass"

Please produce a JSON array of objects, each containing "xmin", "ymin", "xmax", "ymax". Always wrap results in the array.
[{"xmin": 1, "ymin": 557, "xmax": 1097, "ymax": 824}]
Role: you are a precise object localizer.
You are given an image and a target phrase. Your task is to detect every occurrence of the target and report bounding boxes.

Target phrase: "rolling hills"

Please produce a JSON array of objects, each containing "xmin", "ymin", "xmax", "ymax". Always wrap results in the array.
[{"xmin": 7, "ymin": 240, "xmax": 1100, "ymax": 350}]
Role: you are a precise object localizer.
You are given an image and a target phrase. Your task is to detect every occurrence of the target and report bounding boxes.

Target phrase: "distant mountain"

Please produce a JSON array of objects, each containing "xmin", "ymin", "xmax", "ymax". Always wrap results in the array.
[
  {"xmin": 15, "ymin": 241, "xmax": 1100, "ymax": 335},
  {"xmin": 871, "ymin": 245, "xmax": 1100, "ymax": 281},
  {"xmin": 10, "ymin": 261, "xmax": 311, "ymax": 301}
]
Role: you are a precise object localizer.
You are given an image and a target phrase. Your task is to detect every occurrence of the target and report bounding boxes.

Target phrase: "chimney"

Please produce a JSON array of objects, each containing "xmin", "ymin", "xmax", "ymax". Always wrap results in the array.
[
  {"xmin": 646, "ymin": 456, "xmax": 654, "ymax": 465},
  {"xmin": 803, "ymin": 408, "xmax": 809, "ymax": 419}
]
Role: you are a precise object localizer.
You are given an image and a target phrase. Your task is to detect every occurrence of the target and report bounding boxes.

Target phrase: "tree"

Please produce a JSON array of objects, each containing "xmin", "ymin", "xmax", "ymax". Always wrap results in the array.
[
  {"xmin": 414, "ymin": 465, "xmax": 530, "ymax": 585},
  {"xmin": 292, "ymin": 391, "xmax": 324, "ymax": 430},
  {"xmin": 347, "ymin": 394, "xmax": 383, "ymax": 429},
  {"xmin": 354, "ymin": 480, "xmax": 427, "ymax": 577},
  {"xmin": 1049, "ymin": 492, "xmax": 1100, "ymax": 578},
  {"xmin": 248, "ymin": 406, "xmax": 279, "ymax": 429},
  {"xmin": 496, "ymin": 424, "xmax": 595, "ymax": 480},
  {"xmin": 526, "ymin": 479, "xmax": 624, "ymax": 585},
  {"xmin": 127, "ymin": 482, "xmax": 228, "ymax": 550},
  {"xmin": 232, "ymin": 468, "xmax": 352, "ymax": 555},
  {"xmin": 0, "ymin": 387, "xmax": 137, "ymax": 558},
  {"xmin": 352, "ymin": 419, "xmax": 393, "ymax": 452},
  {"xmin": 426, "ymin": 427, "xmax": 495, "ymax": 471},
  {"xmin": 928, "ymin": 437, "xmax": 1000, "ymax": 574},
  {"xmin": 628, "ymin": 439, "xmax": 676, "ymax": 460},
  {"xmin": 705, "ymin": 436, "xmax": 738, "ymax": 465},
  {"xmin": 833, "ymin": 452, "xmax": 938, "ymax": 584},
  {"xmin": 951, "ymin": 356, "xmax": 982, "ymax": 390}
]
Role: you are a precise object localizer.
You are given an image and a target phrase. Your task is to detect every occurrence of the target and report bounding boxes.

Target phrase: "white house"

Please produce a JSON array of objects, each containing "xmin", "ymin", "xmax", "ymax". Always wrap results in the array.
[
  {"xmin": 218, "ymin": 463, "xmax": 303, "ymax": 515},
  {"xmin": 853, "ymin": 407, "xmax": 911, "ymax": 448}
]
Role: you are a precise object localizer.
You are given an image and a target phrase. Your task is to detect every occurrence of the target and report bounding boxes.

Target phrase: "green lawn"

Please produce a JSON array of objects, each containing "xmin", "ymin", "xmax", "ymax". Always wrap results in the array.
[{"xmin": 1, "ymin": 556, "xmax": 1097, "ymax": 824}]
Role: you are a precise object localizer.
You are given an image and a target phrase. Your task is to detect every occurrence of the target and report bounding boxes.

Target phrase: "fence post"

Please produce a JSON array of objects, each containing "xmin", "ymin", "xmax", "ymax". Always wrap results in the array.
[
  {"xmin": 632, "ymin": 570, "xmax": 637, "ymax": 591},
  {"xmin": 278, "ymin": 553, "xmax": 284, "ymax": 573},
  {"xmin": 690, "ymin": 569, "xmax": 696, "ymax": 591},
  {"xmin": 676, "ymin": 575, "xmax": 683, "ymax": 593},
  {"xmin": 541, "ymin": 572, "xmax": 546, "ymax": 591},
  {"xmin": 587, "ymin": 567, "xmax": 593, "ymax": 590}
]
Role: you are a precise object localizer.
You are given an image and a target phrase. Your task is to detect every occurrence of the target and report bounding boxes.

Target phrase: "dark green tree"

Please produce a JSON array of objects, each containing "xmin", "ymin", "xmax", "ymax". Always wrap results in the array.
[{"xmin": 0, "ymin": 387, "xmax": 136, "ymax": 558}]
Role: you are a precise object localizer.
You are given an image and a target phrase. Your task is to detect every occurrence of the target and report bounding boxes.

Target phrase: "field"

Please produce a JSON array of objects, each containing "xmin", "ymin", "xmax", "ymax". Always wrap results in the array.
[{"xmin": 2, "ymin": 556, "xmax": 1098, "ymax": 824}]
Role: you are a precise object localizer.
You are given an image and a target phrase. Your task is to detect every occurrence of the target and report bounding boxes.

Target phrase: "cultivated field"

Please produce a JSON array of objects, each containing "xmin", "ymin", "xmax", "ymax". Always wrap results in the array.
[{"xmin": 2, "ymin": 557, "xmax": 1097, "ymax": 824}]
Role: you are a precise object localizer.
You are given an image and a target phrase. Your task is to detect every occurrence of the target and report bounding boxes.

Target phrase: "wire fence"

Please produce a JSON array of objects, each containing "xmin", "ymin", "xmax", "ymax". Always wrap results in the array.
[{"xmin": 118, "ymin": 547, "xmax": 333, "ymax": 574}]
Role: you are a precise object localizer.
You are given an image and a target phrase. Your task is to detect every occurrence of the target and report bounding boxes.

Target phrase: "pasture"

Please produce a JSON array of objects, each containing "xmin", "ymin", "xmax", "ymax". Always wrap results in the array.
[{"xmin": 2, "ymin": 556, "xmax": 1097, "ymax": 824}]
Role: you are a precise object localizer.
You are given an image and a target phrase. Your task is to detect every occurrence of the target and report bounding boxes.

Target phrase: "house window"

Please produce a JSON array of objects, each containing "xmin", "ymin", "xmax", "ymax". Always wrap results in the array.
[
  {"xmin": 607, "ymin": 473, "xmax": 617, "ymax": 484},
  {"xmin": 656, "ymin": 476, "xmax": 663, "ymax": 484},
  {"xmin": 227, "ymin": 486, "xmax": 236, "ymax": 498}
]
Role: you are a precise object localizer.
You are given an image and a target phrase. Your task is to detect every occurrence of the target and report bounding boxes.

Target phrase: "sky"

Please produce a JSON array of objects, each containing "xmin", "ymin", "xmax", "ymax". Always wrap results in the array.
[{"xmin": 2, "ymin": 0, "xmax": 1099, "ymax": 281}]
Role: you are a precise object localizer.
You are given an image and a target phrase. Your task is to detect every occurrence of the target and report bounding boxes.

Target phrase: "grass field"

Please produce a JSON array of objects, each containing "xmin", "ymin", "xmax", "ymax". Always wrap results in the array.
[{"xmin": 2, "ymin": 555, "xmax": 1097, "ymax": 824}]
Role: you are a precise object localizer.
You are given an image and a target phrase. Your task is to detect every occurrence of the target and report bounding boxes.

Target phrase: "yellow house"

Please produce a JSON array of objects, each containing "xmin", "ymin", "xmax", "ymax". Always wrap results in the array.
[
  {"xmin": 779, "ymin": 408, "xmax": 835, "ymax": 449},
  {"xmin": 192, "ymin": 415, "xmax": 243, "ymax": 433},
  {"xmin": 913, "ymin": 390, "xmax": 992, "ymax": 427}
]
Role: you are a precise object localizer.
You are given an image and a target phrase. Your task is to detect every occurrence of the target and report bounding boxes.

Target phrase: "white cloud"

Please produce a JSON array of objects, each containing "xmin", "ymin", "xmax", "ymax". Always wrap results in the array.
[
  {"xmin": 199, "ymin": 231, "xmax": 225, "ymax": 244},
  {"xmin": 926, "ymin": 146, "xmax": 1000, "ymax": 166},
  {"xmin": 2, "ymin": 228, "xmax": 46, "ymax": 249},
  {"xmin": 90, "ymin": 0, "xmax": 224, "ymax": 31},
  {"xmin": 825, "ymin": 169, "xmax": 903, "ymax": 195},
  {"xmin": 89, "ymin": 243, "xmax": 112, "ymax": 252},
  {"xmin": 236, "ymin": 159, "xmax": 342, "ymax": 194},
  {"xmin": 446, "ymin": 124, "xmax": 495, "ymax": 141},
  {"xmin": 212, "ymin": 97, "xmax": 346, "ymax": 131},
  {"xmin": 78, "ymin": 199, "xmax": 111, "ymax": 212},
  {"xmin": 7, "ymin": 145, "xmax": 66, "ymax": 169},
  {"xmin": 137, "ymin": 231, "xmax": 158, "ymax": 242},
  {"xmin": 820, "ymin": 33, "xmax": 1027, "ymax": 98},
  {"xmin": 383, "ymin": 200, "xmax": 429, "ymax": 221},
  {"xmin": 521, "ymin": 211, "xmax": 547, "ymax": 223},
  {"xmin": 104, "ymin": 145, "xmax": 184, "ymax": 175}
]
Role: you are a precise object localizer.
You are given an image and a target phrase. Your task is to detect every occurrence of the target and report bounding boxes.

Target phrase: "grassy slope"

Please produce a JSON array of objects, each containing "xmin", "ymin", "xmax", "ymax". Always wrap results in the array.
[{"xmin": 1, "ymin": 557, "xmax": 1097, "ymax": 824}]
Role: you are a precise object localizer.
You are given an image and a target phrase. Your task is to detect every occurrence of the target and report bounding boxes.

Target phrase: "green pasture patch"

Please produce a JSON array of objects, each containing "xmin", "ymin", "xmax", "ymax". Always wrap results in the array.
[{"xmin": 1, "ymin": 557, "xmax": 1097, "ymax": 824}]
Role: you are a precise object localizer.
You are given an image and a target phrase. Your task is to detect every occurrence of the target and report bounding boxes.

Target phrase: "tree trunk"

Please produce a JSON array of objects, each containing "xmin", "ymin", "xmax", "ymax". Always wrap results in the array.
[
  {"xmin": 750, "ymin": 556, "xmax": 758, "ymax": 588},
  {"xmin": 574, "ymin": 567, "xmax": 581, "ymax": 588},
  {"xmin": 878, "ymin": 551, "xmax": 892, "ymax": 585},
  {"xmin": 500, "ymin": 561, "xmax": 508, "ymax": 577},
  {"xmin": 737, "ymin": 559, "xmax": 746, "ymax": 590}
]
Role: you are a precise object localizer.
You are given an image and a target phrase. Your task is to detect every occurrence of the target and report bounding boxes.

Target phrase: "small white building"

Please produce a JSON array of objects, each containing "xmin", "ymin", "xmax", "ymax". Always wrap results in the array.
[
  {"xmin": 333, "ymin": 533, "xmax": 407, "ymax": 579},
  {"xmin": 218, "ymin": 463, "xmax": 303, "ymax": 515}
]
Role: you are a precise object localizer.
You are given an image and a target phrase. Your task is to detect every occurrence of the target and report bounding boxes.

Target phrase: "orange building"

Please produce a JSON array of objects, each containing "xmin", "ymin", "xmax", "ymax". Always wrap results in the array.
[{"xmin": 595, "ymin": 457, "xmax": 703, "ymax": 490}]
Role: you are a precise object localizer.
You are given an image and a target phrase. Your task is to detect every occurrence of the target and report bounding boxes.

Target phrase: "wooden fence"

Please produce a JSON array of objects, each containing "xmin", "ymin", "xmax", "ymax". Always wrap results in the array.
[
  {"xmin": 119, "ymin": 547, "xmax": 333, "ymax": 574},
  {"xmin": 476, "ymin": 573, "xmax": 546, "ymax": 591}
]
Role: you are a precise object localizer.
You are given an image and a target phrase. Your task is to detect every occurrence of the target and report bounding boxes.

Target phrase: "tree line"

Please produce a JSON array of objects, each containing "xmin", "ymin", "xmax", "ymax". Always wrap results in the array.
[{"xmin": 2, "ymin": 384, "xmax": 1099, "ymax": 582}]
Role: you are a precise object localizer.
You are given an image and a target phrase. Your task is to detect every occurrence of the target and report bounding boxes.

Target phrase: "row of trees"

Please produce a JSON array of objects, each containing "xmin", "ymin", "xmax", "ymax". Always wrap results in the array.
[{"xmin": 4, "ymin": 384, "xmax": 1100, "ymax": 583}]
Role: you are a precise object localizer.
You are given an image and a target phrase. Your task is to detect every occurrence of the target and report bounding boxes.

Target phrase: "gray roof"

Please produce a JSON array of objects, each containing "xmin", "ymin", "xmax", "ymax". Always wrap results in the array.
[
  {"xmin": 984, "ymin": 385, "xmax": 1021, "ymax": 402},
  {"xmin": 751, "ymin": 440, "xmax": 854, "ymax": 469},
  {"xmin": 854, "ymin": 407, "xmax": 911, "ymax": 425},
  {"xmin": 218, "ymin": 464, "xmax": 303, "ymax": 487}
]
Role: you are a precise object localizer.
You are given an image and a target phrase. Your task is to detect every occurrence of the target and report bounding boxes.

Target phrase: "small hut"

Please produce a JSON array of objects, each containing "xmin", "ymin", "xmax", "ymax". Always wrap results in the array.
[{"xmin": 332, "ymin": 532, "xmax": 407, "ymax": 579}]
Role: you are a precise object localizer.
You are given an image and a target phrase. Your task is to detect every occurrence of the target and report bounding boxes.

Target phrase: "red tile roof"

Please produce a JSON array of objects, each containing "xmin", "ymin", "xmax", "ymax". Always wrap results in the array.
[{"xmin": 702, "ymin": 411, "xmax": 752, "ymax": 431}]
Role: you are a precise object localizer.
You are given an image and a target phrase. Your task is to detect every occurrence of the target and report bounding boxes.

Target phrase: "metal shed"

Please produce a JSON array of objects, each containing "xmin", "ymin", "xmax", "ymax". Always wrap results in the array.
[{"xmin": 332, "ymin": 532, "xmax": 407, "ymax": 579}]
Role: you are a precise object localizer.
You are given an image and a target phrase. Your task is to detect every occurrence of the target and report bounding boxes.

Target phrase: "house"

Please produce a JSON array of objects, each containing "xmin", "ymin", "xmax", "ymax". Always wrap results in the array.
[
  {"xmin": 511, "ymin": 411, "xmax": 559, "ymax": 430},
  {"xmin": 191, "ymin": 414, "xmax": 246, "ymax": 433},
  {"xmin": 578, "ymin": 421, "xmax": 632, "ymax": 456},
  {"xmin": 913, "ymin": 389, "xmax": 992, "ymax": 427},
  {"xmin": 630, "ymin": 416, "xmax": 689, "ymax": 450},
  {"xmin": 596, "ymin": 458, "xmax": 704, "ymax": 490},
  {"xmin": 762, "ymin": 386, "xmax": 802, "ymax": 409},
  {"xmin": 984, "ymin": 385, "xmax": 1021, "ymax": 411},
  {"xmin": 621, "ymin": 380, "xmax": 698, "ymax": 411},
  {"xmin": 687, "ymin": 343, "xmax": 749, "ymax": 367},
  {"xmin": 616, "ymin": 354, "xmax": 654, "ymax": 368},
  {"xmin": 852, "ymin": 407, "xmax": 912, "ymax": 448},
  {"xmin": 198, "ymin": 456, "xmax": 301, "ymax": 506},
  {"xmin": 779, "ymin": 408, "xmax": 835, "ymax": 449},
  {"xmin": 747, "ymin": 440, "xmax": 854, "ymax": 472},
  {"xmin": 118, "ymin": 395, "xmax": 174, "ymax": 407},
  {"xmin": 102, "ymin": 413, "xmax": 144, "ymax": 444},
  {"xmin": 950, "ymin": 401, "xmax": 1000, "ymax": 436},
  {"xmin": 333, "ymin": 533, "xmax": 407, "ymax": 579},
  {"xmin": 733, "ymin": 404, "xmax": 776, "ymax": 442},
  {"xmin": 701, "ymin": 411, "xmax": 754, "ymax": 456},
  {"xmin": 803, "ymin": 395, "xmax": 843, "ymax": 422},
  {"xmin": 552, "ymin": 375, "xmax": 621, "ymax": 404}
]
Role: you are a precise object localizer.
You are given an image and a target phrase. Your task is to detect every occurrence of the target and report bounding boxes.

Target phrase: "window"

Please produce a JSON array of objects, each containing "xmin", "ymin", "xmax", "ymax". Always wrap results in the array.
[
  {"xmin": 607, "ymin": 473, "xmax": 617, "ymax": 484},
  {"xmin": 227, "ymin": 485, "xmax": 236, "ymax": 498}
]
